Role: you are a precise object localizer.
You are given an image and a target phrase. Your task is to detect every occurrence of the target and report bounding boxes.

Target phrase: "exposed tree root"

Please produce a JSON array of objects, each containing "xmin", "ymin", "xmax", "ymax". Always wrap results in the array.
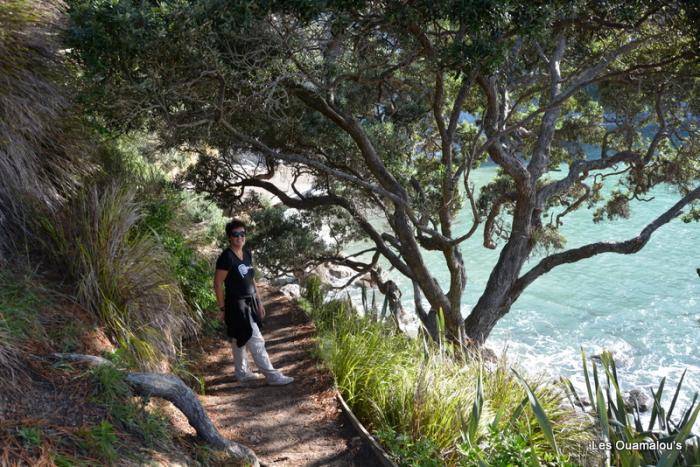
[{"xmin": 51, "ymin": 353, "xmax": 259, "ymax": 466}]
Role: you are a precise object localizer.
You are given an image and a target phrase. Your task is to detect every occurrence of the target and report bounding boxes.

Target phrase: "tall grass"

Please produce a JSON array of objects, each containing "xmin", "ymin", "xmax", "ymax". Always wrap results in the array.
[
  {"xmin": 302, "ymin": 276, "xmax": 593, "ymax": 465},
  {"xmin": 0, "ymin": 325, "xmax": 25, "ymax": 392},
  {"xmin": 0, "ymin": 269, "xmax": 53, "ymax": 391},
  {"xmin": 41, "ymin": 183, "xmax": 198, "ymax": 370},
  {"xmin": 0, "ymin": 0, "xmax": 88, "ymax": 259}
]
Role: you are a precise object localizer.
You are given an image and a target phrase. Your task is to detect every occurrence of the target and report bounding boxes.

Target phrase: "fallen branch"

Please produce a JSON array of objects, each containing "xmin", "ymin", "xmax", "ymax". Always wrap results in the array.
[{"xmin": 52, "ymin": 353, "xmax": 259, "ymax": 466}]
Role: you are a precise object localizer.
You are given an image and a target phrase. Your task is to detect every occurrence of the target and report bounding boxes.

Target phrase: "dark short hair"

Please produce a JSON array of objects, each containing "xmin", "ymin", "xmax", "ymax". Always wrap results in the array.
[{"xmin": 225, "ymin": 219, "xmax": 247, "ymax": 237}]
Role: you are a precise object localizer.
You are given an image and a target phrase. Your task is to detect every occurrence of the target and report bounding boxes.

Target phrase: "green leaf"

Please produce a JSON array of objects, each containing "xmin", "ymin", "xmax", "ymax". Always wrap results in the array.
[
  {"xmin": 467, "ymin": 366, "xmax": 484, "ymax": 445},
  {"xmin": 656, "ymin": 403, "xmax": 700, "ymax": 467},
  {"xmin": 512, "ymin": 368, "xmax": 560, "ymax": 456},
  {"xmin": 508, "ymin": 396, "xmax": 529, "ymax": 426},
  {"xmin": 601, "ymin": 352, "xmax": 629, "ymax": 431},
  {"xmin": 666, "ymin": 369, "xmax": 686, "ymax": 424},
  {"xmin": 581, "ymin": 348, "xmax": 595, "ymax": 412},
  {"xmin": 648, "ymin": 378, "xmax": 667, "ymax": 432},
  {"xmin": 596, "ymin": 384, "xmax": 610, "ymax": 446}
]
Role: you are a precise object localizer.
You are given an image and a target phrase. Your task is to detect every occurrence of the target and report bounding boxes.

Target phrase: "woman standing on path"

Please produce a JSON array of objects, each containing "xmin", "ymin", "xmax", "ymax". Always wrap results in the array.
[{"xmin": 214, "ymin": 219, "xmax": 294, "ymax": 386}]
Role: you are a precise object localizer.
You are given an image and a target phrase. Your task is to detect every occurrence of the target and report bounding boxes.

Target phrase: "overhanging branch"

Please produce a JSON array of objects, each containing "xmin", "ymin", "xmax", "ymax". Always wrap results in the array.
[
  {"xmin": 512, "ymin": 184, "xmax": 700, "ymax": 298},
  {"xmin": 229, "ymin": 178, "xmax": 415, "ymax": 280},
  {"xmin": 537, "ymin": 150, "xmax": 643, "ymax": 205}
]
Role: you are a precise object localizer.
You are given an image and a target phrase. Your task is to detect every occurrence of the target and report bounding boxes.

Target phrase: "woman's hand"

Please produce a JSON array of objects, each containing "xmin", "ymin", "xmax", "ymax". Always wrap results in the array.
[{"xmin": 258, "ymin": 302, "xmax": 266, "ymax": 320}]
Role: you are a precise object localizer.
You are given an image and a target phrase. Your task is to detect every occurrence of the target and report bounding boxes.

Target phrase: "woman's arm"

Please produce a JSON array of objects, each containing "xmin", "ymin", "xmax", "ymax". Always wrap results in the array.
[
  {"xmin": 253, "ymin": 280, "xmax": 266, "ymax": 320},
  {"xmin": 214, "ymin": 269, "xmax": 228, "ymax": 321}
]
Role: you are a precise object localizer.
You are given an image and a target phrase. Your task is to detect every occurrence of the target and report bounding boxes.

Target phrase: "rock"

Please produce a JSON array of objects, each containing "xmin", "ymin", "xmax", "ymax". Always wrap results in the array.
[
  {"xmin": 279, "ymin": 284, "xmax": 301, "ymax": 298},
  {"xmin": 624, "ymin": 388, "xmax": 651, "ymax": 412},
  {"xmin": 327, "ymin": 265, "xmax": 353, "ymax": 279},
  {"xmin": 573, "ymin": 395, "xmax": 591, "ymax": 409},
  {"xmin": 480, "ymin": 347, "xmax": 498, "ymax": 363},
  {"xmin": 307, "ymin": 264, "xmax": 356, "ymax": 288},
  {"xmin": 270, "ymin": 276, "xmax": 297, "ymax": 287}
]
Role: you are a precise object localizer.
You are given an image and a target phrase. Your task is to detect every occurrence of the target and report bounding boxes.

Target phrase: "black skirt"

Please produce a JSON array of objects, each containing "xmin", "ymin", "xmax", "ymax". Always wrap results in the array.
[{"xmin": 225, "ymin": 294, "xmax": 262, "ymax": 347}]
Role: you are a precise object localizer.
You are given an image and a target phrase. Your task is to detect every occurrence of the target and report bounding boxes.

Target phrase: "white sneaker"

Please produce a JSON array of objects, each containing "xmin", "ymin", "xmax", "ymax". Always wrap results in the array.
[
  {"xmin": 236, "ymin": 372, "xmax": 265, "ymax": 382},
  {"xmin": 267, "ymin": 374, "xmax": 294, "ymax": 386}
]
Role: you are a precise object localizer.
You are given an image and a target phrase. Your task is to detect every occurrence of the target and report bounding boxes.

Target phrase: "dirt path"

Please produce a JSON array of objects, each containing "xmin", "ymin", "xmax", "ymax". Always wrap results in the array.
[{"xmin": 195, "ymin": 285, "xmax": 380, "ymax": 466}]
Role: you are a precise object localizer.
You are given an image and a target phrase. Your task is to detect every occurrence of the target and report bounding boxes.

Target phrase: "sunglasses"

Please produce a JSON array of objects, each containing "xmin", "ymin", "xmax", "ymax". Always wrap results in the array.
[{"xmin": 230, "ymin": 231, "xmax": 246, "ymax": 238}]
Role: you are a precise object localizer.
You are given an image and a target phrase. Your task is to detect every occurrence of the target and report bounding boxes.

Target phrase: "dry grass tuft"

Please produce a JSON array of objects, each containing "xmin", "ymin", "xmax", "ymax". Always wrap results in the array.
[
  {"xmin": 0, "ymin": 332, "xmax": 27, "ymax": 394},
  {"xmin": 44, "ymin": 183, "xmax": 198, "ymax": 370},
  {"xmin": 0, "ymin": 0, "xmax": 91, "ymax": 259}
]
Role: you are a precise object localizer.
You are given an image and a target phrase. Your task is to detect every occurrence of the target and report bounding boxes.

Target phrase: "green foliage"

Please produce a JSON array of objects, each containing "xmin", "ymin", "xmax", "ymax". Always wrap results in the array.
[
  {"xmin": 161, "ymin": 233, "xmax": 216, "ymax": 316},
  {"xmin": 89, "ymin": 363, "xmax": 132, "ymax": 404},
  {"xmin": 17, "ymin": 426, "xmax": 43, "ymax": 448},
  {"xmin": 302, "ymin": 284, "xmax": 591, "ymax": 465},
  {"xmin": 171, "ymin": 348, "xmax": 207, "ymax": 395},
  {"xmin": 564, "ymin": 350, "xmax": 700, "ymax": 466},
  {"xmin": 0, "ymin": 269, "xmax": 49, "ymax": 341},
  {"xmin": 115, "ymin": 144, "xmax": 221, "ymax": 317},
  {"xmin": 88, "ymin": 363, "xmax": 173, "ymax": 449},
  {"xmin": 461, "ymin": 426, "xmax": 537, "ymax": 467},
  {"xmin": 376, "ymin": 428, "xmax": 442, "ymax": 467},
  {"xmin": 512, "ymin": 369, "xmax": 560, "ymax": 457},
  {"xmin": 305, "ymin": 275, "xmax": 326, "ymax": 311},
  {"xmin": 41, "ymin": 182, "xmax": 197, "ymax": 370},
  {"xmin": 78, "ymin": 420, "xmax": 118, "ymax": 463},
  {"xmin": 246, "ymin": 205, "xmax": 350, "ymax": 277},
  {"xmin": 67, "ymin": 0, "xmax": 700, "ymax": 348},
  {"xmin": 52, "ymin": 452, "xmax": 81, "ymax": 467}
]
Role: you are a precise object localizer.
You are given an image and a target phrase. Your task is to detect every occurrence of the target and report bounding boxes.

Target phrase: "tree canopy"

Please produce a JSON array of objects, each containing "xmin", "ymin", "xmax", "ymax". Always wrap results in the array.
[{"xmin": 67, "ymin": 0, "xmax": 700, "ymax": 345}]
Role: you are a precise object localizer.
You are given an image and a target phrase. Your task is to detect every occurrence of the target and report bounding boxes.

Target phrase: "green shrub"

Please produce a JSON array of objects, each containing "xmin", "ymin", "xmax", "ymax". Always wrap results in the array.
[
  {"xmin": 88, "ymin": 363, "xmax": 172, "ymax": 448},
  {"xmin": 42, "ymin": 183, "xmax": 197, "ymax": 370},
  {"xmin": 160, "ymin": 233, "xmax": 216, "ymax": 316},
  {"xmin": 89, "ymin": 363, "xmax": 132, "ymax": 405},
  {"xmin": 78, "ymin": 420, "xmax": 118, "ymax": 463},
  {"xmin": 17, "ymin": 426, "xmax": 43, "ymax": 449},
  {"xmin": 565, "ymin": 350, "xmax": 700, "ymax": 467},
  {"xmin": 247, "ymin": 206, "xmax": 334, "ymax": 277},
  {"xmin": 171, "ymin": 348, "xmax": 206, "ymax": 394},
  {"xmin": 133, "ymin": 175, "xmax": 218, "ymax": 317},
  {"xmin": 376, "ymin": 428, "xmax": 442, "ymax": 466},
  {"xmin": 96, "ymin": 133, "xmax": 221, "ymax": 319},
  {"xmin": 303, "ymin": 283, "xmax": 591, "ymax": 465}
]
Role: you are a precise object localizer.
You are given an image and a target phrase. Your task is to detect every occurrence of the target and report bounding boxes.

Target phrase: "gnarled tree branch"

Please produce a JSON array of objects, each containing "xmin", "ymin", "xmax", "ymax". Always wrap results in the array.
[
  {"xmin": 51, "ymin": 353, "xmax": 259, "ymax": 466},
  {"xmin": 512, "ymin": 184, "xmax": 700, "ymax": 299}
]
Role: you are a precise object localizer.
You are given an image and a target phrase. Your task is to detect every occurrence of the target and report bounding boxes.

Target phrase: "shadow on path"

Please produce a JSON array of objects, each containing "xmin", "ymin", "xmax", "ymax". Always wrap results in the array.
[{"xmin": 195, "ymin": 284, "xmax": 380, "ymax": 467}]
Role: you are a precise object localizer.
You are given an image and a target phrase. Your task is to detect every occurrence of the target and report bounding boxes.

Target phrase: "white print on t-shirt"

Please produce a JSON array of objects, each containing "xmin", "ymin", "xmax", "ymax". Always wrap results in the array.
[{"xmin": 238, "ymin": 263, "xmax": 253, "ymax": 278}]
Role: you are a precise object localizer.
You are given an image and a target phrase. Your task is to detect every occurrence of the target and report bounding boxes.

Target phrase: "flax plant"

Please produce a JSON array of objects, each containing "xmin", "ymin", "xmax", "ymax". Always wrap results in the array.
[{"xmin": 564, "ymin": 350, "xmax": 700, "ymax": 466}]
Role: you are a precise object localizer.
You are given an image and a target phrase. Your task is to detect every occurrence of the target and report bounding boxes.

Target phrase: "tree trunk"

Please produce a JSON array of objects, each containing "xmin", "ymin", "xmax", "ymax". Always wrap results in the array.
[{"xmin": 464, "ymin": 194, "xmax": 536, "ymax": 345}]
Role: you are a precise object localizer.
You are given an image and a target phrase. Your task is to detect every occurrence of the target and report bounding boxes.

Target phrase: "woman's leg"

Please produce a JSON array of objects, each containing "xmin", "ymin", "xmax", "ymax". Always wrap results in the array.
[
  {"xmin": 245, "ymin": 315, "xmax": 293, "ymax": 385},
  {"xmin": 230, "ymin": 339, "xmax": 253, "ymax": 380}
]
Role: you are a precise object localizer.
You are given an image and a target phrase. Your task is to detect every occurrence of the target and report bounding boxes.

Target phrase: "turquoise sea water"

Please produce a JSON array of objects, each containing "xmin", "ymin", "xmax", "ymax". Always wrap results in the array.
[{"xmin": 357, "ymin": 164, "xmax": 700, "ymax": 412}]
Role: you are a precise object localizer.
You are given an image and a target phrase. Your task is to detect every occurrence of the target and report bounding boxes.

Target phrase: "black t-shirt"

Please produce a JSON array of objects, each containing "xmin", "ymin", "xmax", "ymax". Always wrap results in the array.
[{"xmin": 215, "ymin": 248, "xmax": 256, "ymax": 299}]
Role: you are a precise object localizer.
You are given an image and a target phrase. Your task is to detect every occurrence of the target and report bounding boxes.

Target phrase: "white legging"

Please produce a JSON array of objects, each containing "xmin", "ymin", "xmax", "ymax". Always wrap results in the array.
[{"xmin": 230, "ymin": 312, "xmax": 282, "ymax": 380}]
